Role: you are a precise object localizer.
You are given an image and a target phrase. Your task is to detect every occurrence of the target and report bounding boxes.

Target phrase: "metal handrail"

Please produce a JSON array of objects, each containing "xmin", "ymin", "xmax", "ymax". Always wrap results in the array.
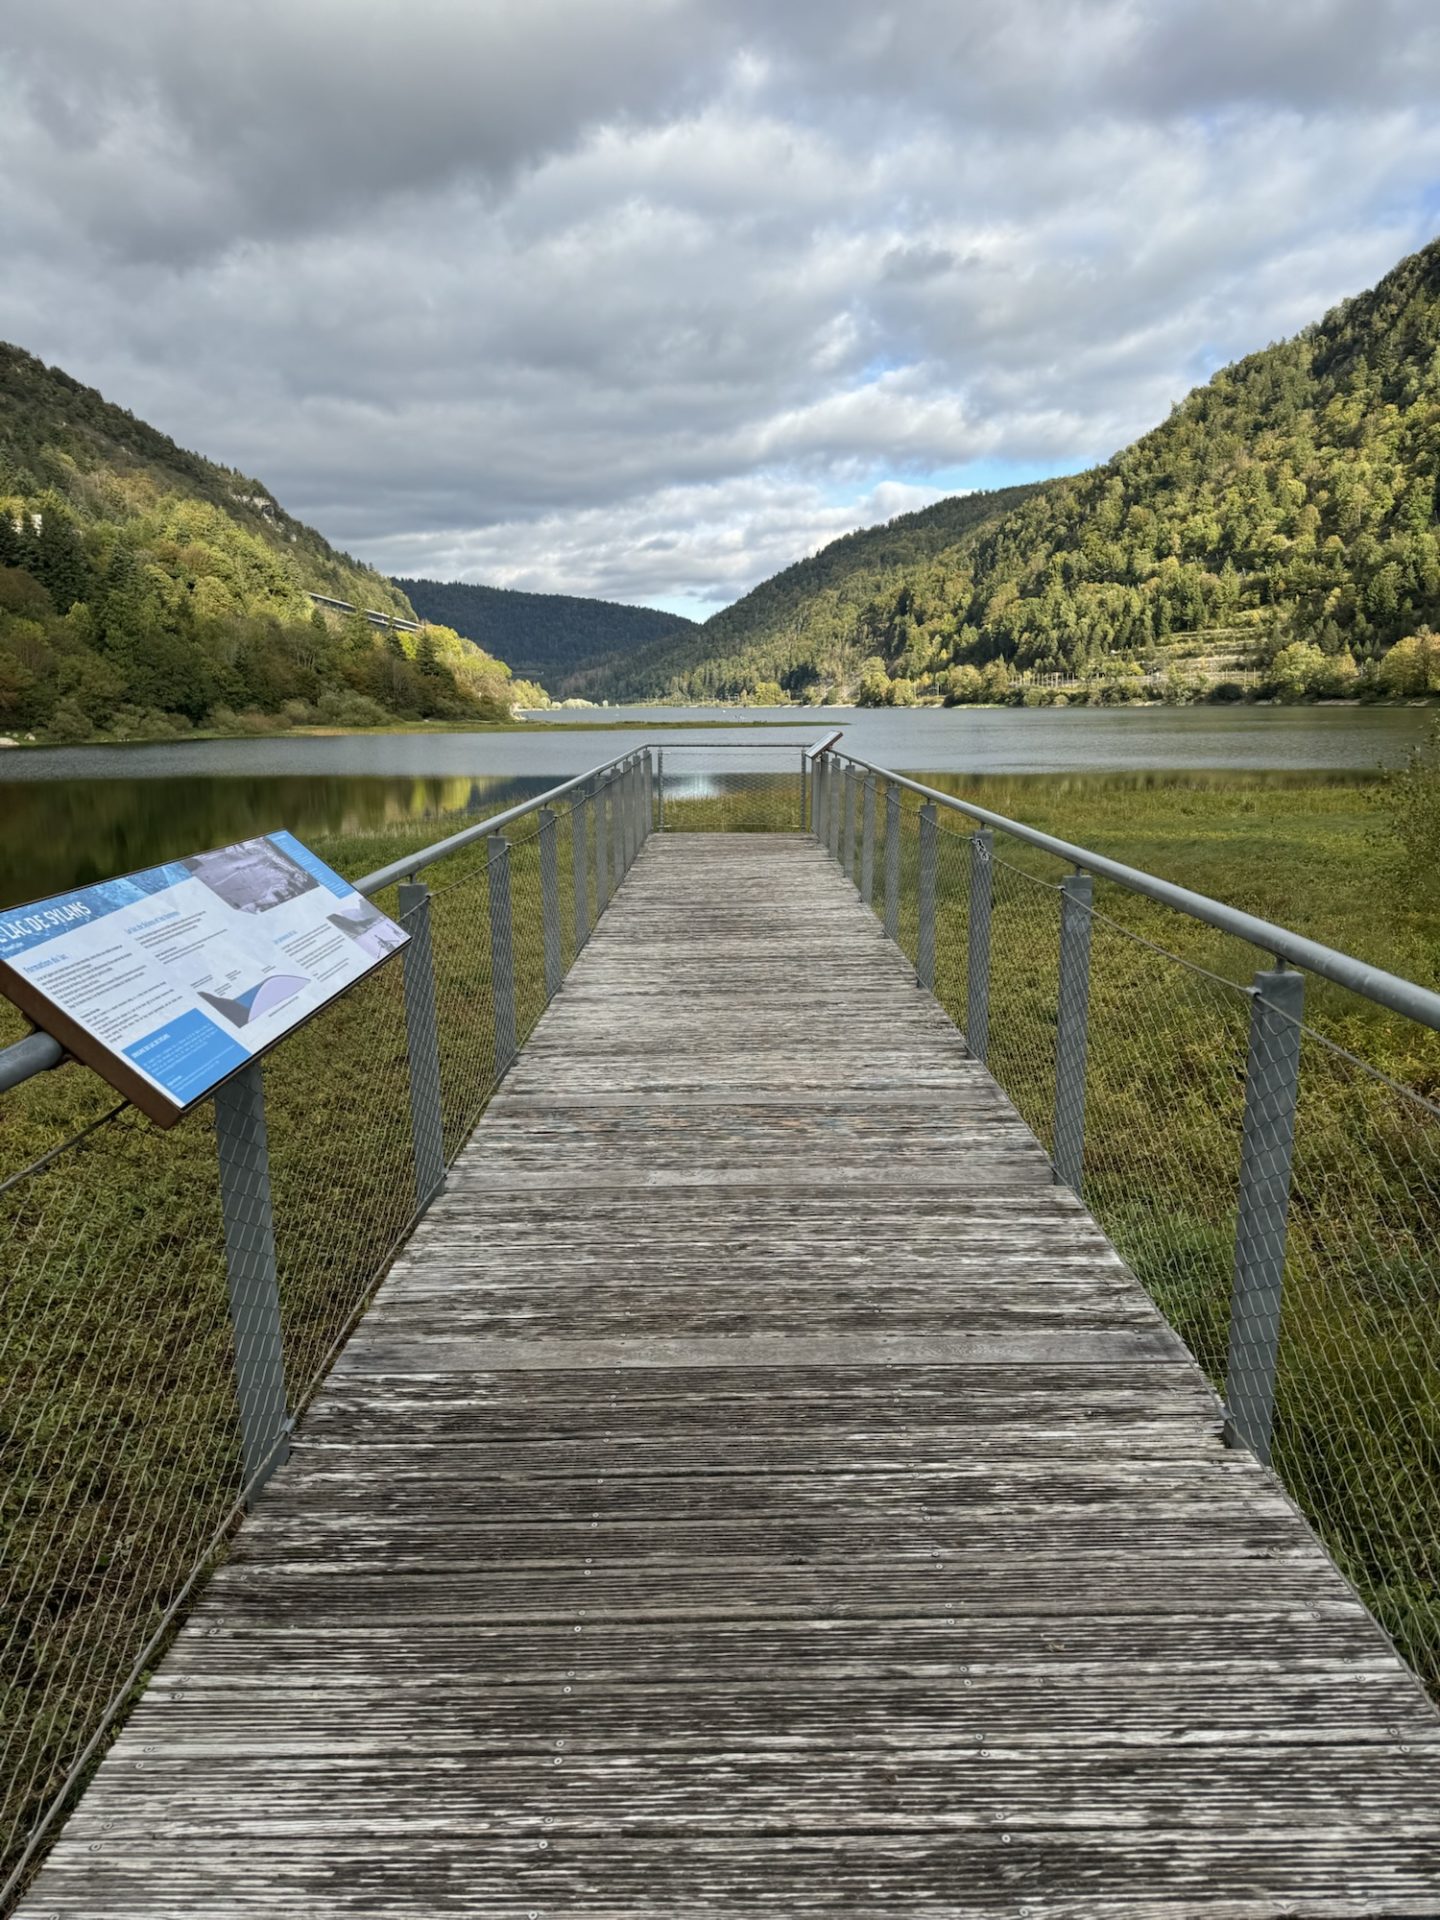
[
  {"xmin": 818, "ymin": 747, "xmax": 1440, "ymax": 1033},
  {"xmin": 0, "ymin": 1029, "xmax": 64, "ymax": 1093},
  {"xmin": 354, "ymin": 748, "xmax": 640, "ymax": 895}
]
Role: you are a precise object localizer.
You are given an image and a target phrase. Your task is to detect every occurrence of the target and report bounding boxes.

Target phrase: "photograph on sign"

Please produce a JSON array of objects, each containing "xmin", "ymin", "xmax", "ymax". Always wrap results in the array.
[{"xmin": 0, "ymin": 830, "xmax": 409, "ymax": 1124}]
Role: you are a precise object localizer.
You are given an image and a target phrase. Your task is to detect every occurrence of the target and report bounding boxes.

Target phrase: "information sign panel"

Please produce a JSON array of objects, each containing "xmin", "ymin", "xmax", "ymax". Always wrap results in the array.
[{"xmin": 0, "ymin": 832, "xmax": 409, "ymax": 1125}]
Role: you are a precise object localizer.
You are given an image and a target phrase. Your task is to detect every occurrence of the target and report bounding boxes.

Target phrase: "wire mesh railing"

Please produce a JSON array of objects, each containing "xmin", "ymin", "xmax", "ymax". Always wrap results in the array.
[
  {"xmin": 653, "ymin": 741, "xmax": 818, "ymax": 832},
  {"xmin": 0, "ymin": 746, "xmax": 677, "ymax": 1905},
  {"xmin": 815, "ymin": 746, "xmax": 1440, "ymax": 1700}
]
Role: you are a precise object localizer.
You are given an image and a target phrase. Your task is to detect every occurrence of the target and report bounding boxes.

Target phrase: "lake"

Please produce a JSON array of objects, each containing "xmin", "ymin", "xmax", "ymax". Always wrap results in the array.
[{"xmin": 0, "ymin": 703, "xmax": 1428, "ymax": 908}]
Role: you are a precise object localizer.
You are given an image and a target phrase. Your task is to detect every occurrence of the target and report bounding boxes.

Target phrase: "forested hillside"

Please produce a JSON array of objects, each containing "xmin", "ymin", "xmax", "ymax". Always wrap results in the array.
[
  {"xmin": 396, "ymin": 577, "xmax": 694, "ymax": 697},
  {"xmin": 595, "ymin": 485, "xmax": 1042, "ymax": 701},
  {"xmin": 611, "ymin": 237, "xmax": 1440, "ymax": 706},
  {"xmin": 0, "ymin": 347, "xmax": 527, "ymax": 741}
]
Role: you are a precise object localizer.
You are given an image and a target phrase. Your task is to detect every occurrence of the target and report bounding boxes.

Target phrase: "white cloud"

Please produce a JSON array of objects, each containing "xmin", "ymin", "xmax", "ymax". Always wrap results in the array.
[{"xmin": 0, "ymin": 0, "xmax": 1436, "ymax": 611}]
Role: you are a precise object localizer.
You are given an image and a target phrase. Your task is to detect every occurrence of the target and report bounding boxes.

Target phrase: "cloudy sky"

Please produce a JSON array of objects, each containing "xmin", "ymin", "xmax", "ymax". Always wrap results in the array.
[{"xmin": 3, "ymin": 1, "xmax": 1438, "ymax": 619}]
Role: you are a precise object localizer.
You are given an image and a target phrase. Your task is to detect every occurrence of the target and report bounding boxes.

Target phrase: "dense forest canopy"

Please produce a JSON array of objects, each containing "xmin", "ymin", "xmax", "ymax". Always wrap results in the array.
[
  {"xmin": 396, "ymin": 577, "xmax": 695, "ymax": 697},
  {"xmin": 595, "ymin": 237, "xmax": 1440, "ymax": 707},
  {"xmin": 0, "ymin": 347, "xmax": 529, "ymax": 742}
]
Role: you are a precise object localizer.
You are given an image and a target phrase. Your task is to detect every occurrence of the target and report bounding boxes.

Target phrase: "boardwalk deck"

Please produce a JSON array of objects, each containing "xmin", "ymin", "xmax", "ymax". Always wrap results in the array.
[{"xmin": 20, "ymin": 834, "xmax": 1440, "ymax": 1917}]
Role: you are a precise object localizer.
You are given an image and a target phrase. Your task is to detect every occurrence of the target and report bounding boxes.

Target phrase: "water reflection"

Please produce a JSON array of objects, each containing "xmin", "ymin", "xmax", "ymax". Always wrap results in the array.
[{"xmin": 0, "ymin": 773, "xmax": 546, "ymax": 907}]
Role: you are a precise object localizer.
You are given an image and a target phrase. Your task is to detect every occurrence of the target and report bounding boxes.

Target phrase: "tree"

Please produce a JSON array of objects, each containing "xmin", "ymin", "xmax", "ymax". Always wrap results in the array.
[
  {"xmin": 415, "ymin": 631, "xmax": 448, "ymax": 679},
  {"xmin": 1377, "ymin": 631, "xmax": 1440, "ymax": 695},
  {"xmin": 1378, "ymin": 718, "xmax": 1440, "ymax": 898},
  {"xmin": 979, "ymin": 660, "xmax": 1012, "ymax": 703},
  {"xmin": 0, "ymin": 509, "xmax": 26, "ymax": 571},
  {"xmin": 29, "ymin": 501, "xmax": 90, "ymax": 610},
  {"xmin": 943, "ymin": 665, "xmax": 983, "ymax": 705},
  {"xmin": 1267, "ymin": 642, "xmax": 1329, "ymax": 699}
]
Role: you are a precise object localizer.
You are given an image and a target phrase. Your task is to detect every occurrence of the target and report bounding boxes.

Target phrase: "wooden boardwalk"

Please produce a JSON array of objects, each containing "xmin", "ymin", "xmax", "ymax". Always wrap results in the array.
[{"xmin": 21, "ymin": 834, "xmax": 1440, "ymax": 1916}]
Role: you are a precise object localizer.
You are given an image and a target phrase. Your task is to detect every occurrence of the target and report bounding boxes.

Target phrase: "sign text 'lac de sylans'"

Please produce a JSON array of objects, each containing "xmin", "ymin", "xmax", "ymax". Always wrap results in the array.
[{"xmin": 0, "ymin": 833, "xmax": 408, "ymax": 1125}]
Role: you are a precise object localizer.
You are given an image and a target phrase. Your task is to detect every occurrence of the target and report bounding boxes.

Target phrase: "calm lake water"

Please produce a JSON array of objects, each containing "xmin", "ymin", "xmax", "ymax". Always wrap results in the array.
[{"xmin": 0, "ymin": 704, "xmax": 1428, "ymax": 909}]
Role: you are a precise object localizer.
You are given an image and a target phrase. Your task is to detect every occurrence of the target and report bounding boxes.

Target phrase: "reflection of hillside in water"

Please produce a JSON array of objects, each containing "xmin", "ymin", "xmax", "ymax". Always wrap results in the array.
[{"xmin": 0, "ymin": 773, "xmax": 541, "ymax": 908}]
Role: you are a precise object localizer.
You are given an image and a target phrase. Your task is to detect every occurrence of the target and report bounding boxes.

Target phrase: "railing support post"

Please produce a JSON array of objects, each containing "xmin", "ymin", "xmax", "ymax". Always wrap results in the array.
[
  {"xmin": 1225, "ymin": 968, "xmax": 1305, "ymax": 1465},
  {"xmin": 573, "ymin": 788, "xmax": 591, "ymax": 950},
  {"xmin": 884, "ymin": 784, "xmax": 900, "ymax": 942},
  {"xmin": 827, "ymin": 760, "xmax": 842, "ymax": 861},
  {"xmin": 397, "ymin": 881, "xmax": 446, "ymax": 1207},
  {"xmin": 655, "ymin": 748, "xmax": 665, "ymax": 833},
  {"xmin": 861, "ymin": 776, "xmax": 876, "ymax": 906},
  {"xmin": 1053, "ymin": 872, "xmax": 1093, "ymax": 1190},
  {"xmin": 486, "ymin": 834, "xmax": 517, "ymax": 1074},
  {"xmin": 916, "ymin": 803, "xmax": 937, "ymax": 990},
  {"xmin": 966, "ymin": 829, "xmax": 994, "ymax": 1062},
  {"xmin": 538, "ymin": 806, "xmax": 562, "ymax": 1002},
  {"xmin": 612, "ymin": 767, "xmax": 626, "ymax": 894},
  {"xmin": 799, "ymin": 751, "xmax": 809, "ymax": 831},
  {"xmin": 595, "ymin": 776, "xmax": 610, "ymax": 911},
  {"xmin": 213, "ymin": 1062, "xmax": 290, "ymax": 1499},
  {"xmin": 842, "ymin": 766, "xmax": 856, "ymax": 878}
]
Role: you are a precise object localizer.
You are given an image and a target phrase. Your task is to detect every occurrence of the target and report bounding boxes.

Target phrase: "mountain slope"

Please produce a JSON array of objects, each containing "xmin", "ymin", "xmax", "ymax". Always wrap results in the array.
[
  {"xmin": 612, "ymin": 236, "xmax": 1440, "ymax": 705},
  {"xmin": 0, "ymin": 346, "xmax": 523, "ymax": 740},
  {"xmin": 597, "ymin": 483, "xmax": 1044, "ymax": 701},
  {"xmin": 396, "ymin": 577, "xmax": 695, "ymax": 696}
]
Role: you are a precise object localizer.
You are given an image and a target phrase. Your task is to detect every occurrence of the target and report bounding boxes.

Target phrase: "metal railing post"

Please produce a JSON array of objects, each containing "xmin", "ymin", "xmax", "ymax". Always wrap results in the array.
[
  {"xmin": 538, "ymin": 805, "xmax": 562, "ymax": 1001},
  {"xmin": 397, "ymin": 881, "xmax": 446, "ymax": 1207},
  {"xmin": 916, "ymin": 803, "xmax": 937, "ymax": 990},
  {"xmin": 213, "ymin": 1063, "xmax": 290, "ymax": 1499},
  {"xmin": 1226, "ymin": 968, "xmax": 1305, "ymax": 1465},
  {"xmin": 486, "ymin": 833, "xmax": 517, "ymax": 1073},
  {"xmin": 628, "ymin": 756, "xmax": 641, "ymax": 863},
  {"xmin": 808, "ymin": 756, "xmax": 819, "ymax": 838},
  {"xmin": 656, "ymin": 748, "xmax": 665, "ymax": 832},
  {"xmin": 1053, "ymin": 872, "xmax": 1093, "ymax": 1190},
  {"xmin": 616, "ymin": 760, "xmax": 630, "ymax": 874},
  {"xmin": 842, "ymin": 766, "xmax": 856, "ymax": 878},
  {"xmin": 595, "ymin": 776, "xmax": 610, "ymax": 911},
  {"xmin": 884, "ymin": 784, "xmax": 900, "ymax": 942},
  {"xmin": 612, "ymin": 767, "xmax": 626, "ymax": 893},
  {"xmin": 573, "ymin": 788, "xmax": 591, "ymax": 949},
  {"xmin": 861, "ymin": 775, "xmax": 876, "ymax": 906},
  {"xmin": 828, "ymin": 760, "xmax": 842, "ymax": 861},
  {"xmin": 799, "ymin": 751, "xmax": 809, "ymax": 831},
  {"xmin": 641, "ymin": 751, "xmax": 654, "ymax": 842},
  {"xmin": 966, "ymin": 829, "xmax": 994, "ymax": 1062}
]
